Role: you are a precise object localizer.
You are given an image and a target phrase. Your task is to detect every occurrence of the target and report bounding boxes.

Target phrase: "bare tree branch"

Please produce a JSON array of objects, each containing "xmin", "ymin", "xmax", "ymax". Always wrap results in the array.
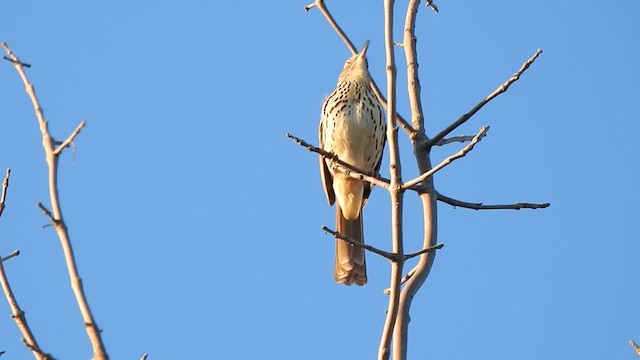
[
  {"xmin": 2, "ymin": 56, "xmax": 31, "ymax": 68},
  {"xmin": 322, "ymin": 226, "xmax": 396, "ymax": 261},
  {"xmin": 630, "ymin": 340, "xmax": 640, "ymax": 356},
  {"xmin": 53, "ymin": 121, "xmax": 87, "ymax": 156},
  {"xmin": 434, "ymin": 133, "xmax": 486, "ymax": 146},
  {"xmin": 378, "ymin": 1, "xmax": 406, "ymax": 359},
  {"xmin": 286, "ymin": 133, "xmax": 390, "ymax": 189},
  {"xmin": 392, "ymin": 1, "xmax": 442, "ymax": 358},
  {"xmin": 1, "ymin": 250, "xmax": 20, "ymax": 263},
  {"xmin": 383, "ymin": 268, "xmax": 416, "ymax": 295},
  {"xmin": 428, "ymin": 49, "xmax": 543, "ymax": 147},
  {"xmin": 425, "ymin": 0, "xmax": 439, "ymax": 13},
  {"xmin": 304, "ymin": 0, "xmax": 416, "ymax": 136},
  {"xmin": 402, "ymin": 126, "xmax": 488, "ymax": 190},
  {"xmin": 438, "ymin": 193, "xmax": 550, "ymax": 210},
  {"xmin": 404, "ymin": 243, "xmax": 443, "ymax": 260},
  {"xmin": 0, "ymin": 169, "xmax": 52, "ymax": 360},
  {"xmin": 0, "ymin": 169, "xmax": 9, "ymax": 218},
  {"xmin": 2, "ymin": 42, "xmax": 109, "ymax": 360}
]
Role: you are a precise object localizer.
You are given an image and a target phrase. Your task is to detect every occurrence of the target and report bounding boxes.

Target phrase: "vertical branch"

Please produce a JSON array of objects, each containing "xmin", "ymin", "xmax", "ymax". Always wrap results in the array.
[
  {"xmin": 378, "ymin": 0, "xmax": 404, "ymax": 359},
  {"xmin": 0, "ymin": 169, "xmax": 51, "ymax": 359},
  {"xmin": 2, "ymin": 43, "xmax": 109, "ymax": 360},
  {"xmin": 393, "ymin": 1, "xmax": 439, "ymax": 359}
]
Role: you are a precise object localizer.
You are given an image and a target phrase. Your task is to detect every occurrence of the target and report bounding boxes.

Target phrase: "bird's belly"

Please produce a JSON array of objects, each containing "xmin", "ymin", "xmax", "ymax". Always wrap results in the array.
[{"xmin": 327, "ymin": 105, "xmax": 380, "ymax": 171}]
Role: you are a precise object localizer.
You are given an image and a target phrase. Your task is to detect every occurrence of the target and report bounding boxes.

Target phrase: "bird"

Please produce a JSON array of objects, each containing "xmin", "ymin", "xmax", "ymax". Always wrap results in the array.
[{"xmin": 318, "ymin": 41, "xmax": 386, "ymax": 286}]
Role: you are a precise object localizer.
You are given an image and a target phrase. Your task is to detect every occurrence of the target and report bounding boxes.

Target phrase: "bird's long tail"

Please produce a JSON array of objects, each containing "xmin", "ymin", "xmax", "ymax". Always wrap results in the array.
[{"xmin": 334, "ymin": 204, "xmax": 367, "ymax": 286}]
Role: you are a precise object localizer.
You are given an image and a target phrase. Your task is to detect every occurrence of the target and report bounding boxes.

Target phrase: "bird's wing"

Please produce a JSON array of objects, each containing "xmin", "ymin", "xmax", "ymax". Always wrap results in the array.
[{"xmin": 319, "ymin": 121, "xmax": 335, "ymax": 206}]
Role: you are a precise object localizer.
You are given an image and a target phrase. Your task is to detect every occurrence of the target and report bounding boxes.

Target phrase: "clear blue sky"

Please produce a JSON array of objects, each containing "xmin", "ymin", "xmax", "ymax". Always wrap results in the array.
[{"xmin": 0, "ymin": 1, "xmax": 638, "ymax": 359}]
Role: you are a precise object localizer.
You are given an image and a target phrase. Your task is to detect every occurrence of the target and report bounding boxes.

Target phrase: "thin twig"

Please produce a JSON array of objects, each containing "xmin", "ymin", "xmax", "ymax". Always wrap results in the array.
[
  {"xmin": 322, "ymin": 226, "xmax": 396, "ymax": 261},
  {"xmin": 383, "ymin": 268, "xmax": 416, "ymax": 295},
  {"xmin": 0, "ymin": 169, "xmax": 9, "ymax": 218},
  {"xmin": 2, "ymin": 56, "xmax": 31, "ymax": 68},
  {"xmin": 402, "ymin": 126, "xmax": 489, "ymax": 190},
  {"xmin": 434, "ymin": 134, "xmax": 486, "ymax": 146},
  {"xmin": 425, "ymin": 0, "xmax": 439, "ymax": 12},
  {"xmin": 0, "ymin": 169, "xmax": 51, "ymax": 360},
  {"xmin": 437, "ymin": 193, "xmax": 550, "ymax": 210},
  {"xmin": 404, "ymin": 243, "xmax": 444, "ymax": 260},
  {"xmin": 630, "ymin": 340, "xmax": 640, "ymax": 356},
  {"xmin": 0, "ymin": 250, "xmax": 20, "ymax": 263},
  {"xmin": 428, "ymin": 49, "xmax": 543, "ymax": 147},
  {"xmin": 304, "ymin": 0, "xmax": 416, "ymax": 136},
  {"xmin": 2, "ymin": 42, "xmax": 108, "ymax": 360},
  {"xmin": 53, "ymin": 121, "xmax": 87, "ymax": 156},
  {"xmin": 286, "ymin": 133, "xmax": 390, "ymax": 189}
]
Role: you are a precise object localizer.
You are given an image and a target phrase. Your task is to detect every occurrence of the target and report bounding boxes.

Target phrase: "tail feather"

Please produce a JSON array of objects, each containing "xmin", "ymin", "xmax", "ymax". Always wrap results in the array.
[{"xmin": 334, "ymin": 204, "xmax": 367, "ymax": 286}]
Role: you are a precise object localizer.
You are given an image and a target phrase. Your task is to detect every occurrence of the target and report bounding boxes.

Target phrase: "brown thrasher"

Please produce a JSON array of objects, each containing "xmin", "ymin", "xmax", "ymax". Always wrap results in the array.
[{"xmin": 319, "ymin": 41, "xmax": 386, "ymax": 286}]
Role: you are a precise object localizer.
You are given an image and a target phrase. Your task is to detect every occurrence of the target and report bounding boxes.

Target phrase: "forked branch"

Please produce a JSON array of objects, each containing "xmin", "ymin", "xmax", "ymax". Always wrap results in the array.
[
  {"xmin": 402, "ymin": 126, "xmax": 488, "ymax": 190},
  {"xmin": 428, "ymin": 49, "xmax": 543, "ymax": 147},
  {"xmin": 0, "ymin": 169, "xmax": 52, "ymax": 360},
  {"xmin": 2, "ymin": 42, "xmax": 108, "ymax": 360}
]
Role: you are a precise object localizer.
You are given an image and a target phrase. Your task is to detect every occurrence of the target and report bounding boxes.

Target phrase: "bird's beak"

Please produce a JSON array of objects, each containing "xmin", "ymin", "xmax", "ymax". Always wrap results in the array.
[{"xmin": 358, "ymin": 40, "xmax": 370, "ymax": 59}]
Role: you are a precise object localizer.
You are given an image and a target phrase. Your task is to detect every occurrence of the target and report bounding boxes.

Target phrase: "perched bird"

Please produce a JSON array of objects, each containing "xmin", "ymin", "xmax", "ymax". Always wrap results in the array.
[{"xmin": 319, "ymin": 41, "xmax": 386, "ymax": 286}]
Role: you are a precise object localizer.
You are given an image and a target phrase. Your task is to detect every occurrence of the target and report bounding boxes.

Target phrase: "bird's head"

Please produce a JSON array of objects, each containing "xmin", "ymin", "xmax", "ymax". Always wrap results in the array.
[{"xmin": 338, "ymin": 41, "xmax": 371, "ymax": 82}]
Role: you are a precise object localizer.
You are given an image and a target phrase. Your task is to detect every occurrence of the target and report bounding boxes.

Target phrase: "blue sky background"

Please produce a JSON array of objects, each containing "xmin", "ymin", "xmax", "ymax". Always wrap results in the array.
[{"xmin": 0, "ymin": 1, "xmax": 638, "ymax": 359}]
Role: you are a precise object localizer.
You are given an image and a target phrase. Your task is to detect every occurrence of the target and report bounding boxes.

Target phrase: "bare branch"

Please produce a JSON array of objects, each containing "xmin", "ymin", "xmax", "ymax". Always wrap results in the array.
[
  {"xmin": 0, "ymin": 170, "xmax": 51, "ymax": 359},
  {"xmin": 378, "ymin": 1, "xmax": 406, "ymax": 359},
  {"xmin": 1, "ymin": 250, "xmax": 20, "ymax": 263},
  {"xmin": 2, "ymin": 42, "xmax": 108, "ymax": 359},
  {"xmin": 402, "ymin": 126, "xmax": 489, "ymax": 190},
  {"xmin": 404, "ymin": 243, "xmax": 443, "ymax": 260},
  {"xmin": 383, "ymin": 268, "xmax": 416, "ymax": 295},
  {"xmin": 322, "ymin": 226, "xmax": 396, "ymax": 261},
  {"xmin": 434, "ymin": 133, "xmax": 486, "ymax": 146},
  {"xmin": 53, "ymin": 121, "xmax": 87, "ymax": 156},
  {"xmin": 393, "ymin": 1, "xmax": 441, "ymax": 358},
  {"xmin": 2, "ymin": 56, "xmax": 31, "ymax": 68},
  {"xmin": 37, "ymin": 202, "xmax": 57, "ymax": 223},
  {"xmin": 0, "ymin": 169, "xmax": 9, "ymax": 218},
  {"xmin": 425, "ymin": 0, "xmax": 439, "ymax": 12},
  {"xmin": 286, "ymin": 133, "xmax": 390, "ymax": 189},
  {"xmin": 437, "ymin": 193, "xmax": 550, "ymax": 210},
  {"xmin": 429, "ymin": 49, "xmax": 543, "ymax": 147},
  {"xmin": 304, "ymin": 0, "xmax": 416, "ymax": 135},
  {"xmin": 630, "ymin": 340, "xmax": 640, "ymax": 356}
]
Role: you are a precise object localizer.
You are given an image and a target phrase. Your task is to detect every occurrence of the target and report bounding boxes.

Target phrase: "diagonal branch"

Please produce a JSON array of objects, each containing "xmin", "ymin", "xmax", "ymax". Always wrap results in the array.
[
  {"xmin": 428, "ymin": 49, "xmax": 543, "ymax": 147},
  {"xmin": 304, "ymin": 0, "xmax": 416, "ymax": 136},
  {"xmin": 286, "ymin": 133, "xmax": 390, "ymax": 189},
  {"xmin": 322, "ymin": 226, "xmax": 396, "ymax": 261},
  {"xmin": 425, "ymin": 0, "xmax": 439, "ymax": 13},
  {"xmin": 402, "ymin": 126, "xmax": 488, "ymax": 190},
  {"xmin": 0, "ymin": 169, "xmax": 52, "ymax": 360},
  {"xmin": 2, "ymin": 42, "xmax": 109, "ymax": 360},
  {"xmin": 53, "ymin": 121, "xmax": 87, "ymax": 156},
  {"xmin": 434, "ymin": 133, "xmax": 486, "ymax": 146},
  {"xmin": 437, "ymin": 193, "xmax": 550, "ymax": 210},
  {"xmin": 0, "ymin": 169, "xmax": 9, "ymax": 218},
  {"xmin": 404, "ymin": 243, "xmax": 444, "ymax": 260},
  {"xmin": 630, "ymin": 340, "xmax": 640, "ymax": 356}
]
